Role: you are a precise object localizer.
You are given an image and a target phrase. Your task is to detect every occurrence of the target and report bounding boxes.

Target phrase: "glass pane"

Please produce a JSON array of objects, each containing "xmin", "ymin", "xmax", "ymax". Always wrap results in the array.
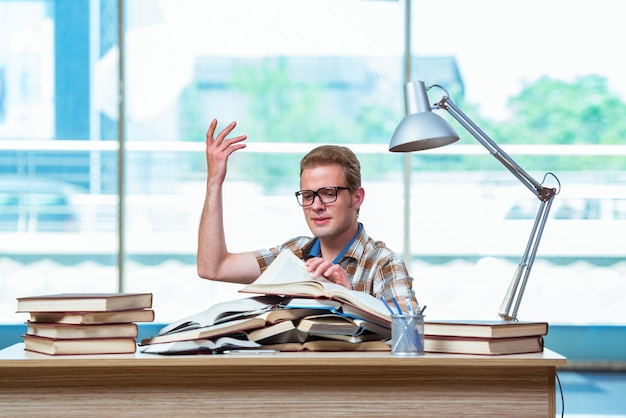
[
  {"xmin": 1, "ymin": 1, "xmax": 119, "ymax": 324},
  {"xmin": 410, "ymin": 0, "xmax": 626, "ymax": 325},
  {"xmin": 2, "ymin": 0, "xmax": 624, "ymax": 328},
  {"xmin": 123, "ymin": 0, "xmax": 405, "ymax": 321}
]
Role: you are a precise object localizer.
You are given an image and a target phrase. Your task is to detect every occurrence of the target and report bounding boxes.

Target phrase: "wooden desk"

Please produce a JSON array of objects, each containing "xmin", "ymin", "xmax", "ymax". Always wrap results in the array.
[{"xmin": 0, "ymin": 343, "xmax": 565, "ymax": 417}]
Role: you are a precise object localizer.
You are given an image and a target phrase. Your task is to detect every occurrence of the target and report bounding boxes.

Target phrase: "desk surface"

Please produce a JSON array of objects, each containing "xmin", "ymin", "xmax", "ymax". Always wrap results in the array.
[
  {"xmin": 0, "ymin": 343, "xmax": 566, "ymax": 367},
  {"xmin": 0, "ymin": 343, "xmax": 566, "ymax": 417}
]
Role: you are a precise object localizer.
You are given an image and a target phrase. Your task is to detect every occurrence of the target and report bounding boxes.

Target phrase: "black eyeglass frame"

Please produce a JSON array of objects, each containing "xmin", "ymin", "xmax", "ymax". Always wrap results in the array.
[{"xmin": 294, "ymin": 186, "xmax": 350, "ymax": 207}]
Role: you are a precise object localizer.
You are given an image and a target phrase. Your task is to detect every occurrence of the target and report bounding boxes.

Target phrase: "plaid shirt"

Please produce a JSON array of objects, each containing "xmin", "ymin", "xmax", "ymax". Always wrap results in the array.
[{"xmin": 253, "ymin": 225, "xmax": 418, "ymax": 306}]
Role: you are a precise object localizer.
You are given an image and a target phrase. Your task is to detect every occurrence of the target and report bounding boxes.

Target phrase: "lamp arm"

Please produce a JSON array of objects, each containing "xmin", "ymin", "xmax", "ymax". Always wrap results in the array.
[
  {"xmin": 437, "ymin": 96, "xmax": 558, "ymax": 320},
  {"xmin": 499, "ymin": 197, "xmax": 555, "ymax": 320},
  {"xmin": 439, "ymin": 97, "xmax": 551, "ymax": 199}
]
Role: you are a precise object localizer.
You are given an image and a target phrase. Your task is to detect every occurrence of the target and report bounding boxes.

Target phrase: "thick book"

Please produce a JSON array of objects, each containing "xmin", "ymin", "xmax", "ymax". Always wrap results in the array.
[
  {"xmin": 28, "ymin": 309, "xmax": 155, "ymax": 325},
  {"xmin": 17, "ymin": 293, "xmax": 153, "ymax": 313},
  {"xmin": 239, "ymin": 249, "xmax": 391, "ymax": 326},
  {"xmin": 277, "ymin": 298, "xmax": 389, "ymax": 329},
  {"xmin": 424, "ymin": 335, "xmax": 544, "ymax": 355},
  {"xmin": 247, "ymin": 321, "xmax": 308, "ymax": 345},
  {"xmin": 26, "ymin": 322, "xmax": 138, "ymax": 340},
  {"xmin": 156, "ymin": 296, "xmax": 338, "ymax": 336},
  {"xmin": 140, "ymin": 313, "xmax": 276, "ymax": 346},
  {"xmin": 140, "ymin": 336, "xmax": 261, "ymax": 355},
  {"xmin": 306, "ymin": 333, "xmax": 387, "ymax": 343},
  {"xmin": 261, "ymin": 339, "xmax": 391, "ymax": 352},
  {"xmin": 424, "ymin": 320, "xmax": 548, "ymax": 339},
  {"xmin": 156, "ymin": 296, "xmax": 283, "ymax": 335},
  {"xmin": 296, "ymin": 314, "xmax": 391, "ymax": 339},
  {"xmin": 23, "ymin": 334, "xmax": 137, "ymax": 355}
]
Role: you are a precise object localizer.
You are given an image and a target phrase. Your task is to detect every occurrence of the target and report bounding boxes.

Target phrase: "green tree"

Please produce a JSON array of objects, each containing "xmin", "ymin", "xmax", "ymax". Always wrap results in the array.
[
  {"xmin": 499, "ymin": 75, "xmax": 626, "ymax": 145},
  {"xmin": 420, "ymin": 75, "xmax": 626, "ymax": 172},
  {"xmin": 491, "ymin": 75, "xmax": 626, "ymax": 170},
  {"xmin": 180, "ymin": 63, "xmax": 626, "ymax": 178}
]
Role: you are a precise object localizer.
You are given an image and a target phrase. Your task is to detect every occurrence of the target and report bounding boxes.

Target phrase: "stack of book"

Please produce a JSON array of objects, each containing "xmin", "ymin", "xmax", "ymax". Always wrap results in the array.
[
  {"xmin": 140, "ymin": 250, "xmax": 392, "ymax": 355},
  {"xmin": 140, "ymin": 295, "xmax": 391, "ymax": 354},
  {"xmin": 17, "ymin": 293, "xmax": 154, "ymax": 355},
  {"xmin": 423, "ymin": 319, "xmax": 549, "ymax": 355}
]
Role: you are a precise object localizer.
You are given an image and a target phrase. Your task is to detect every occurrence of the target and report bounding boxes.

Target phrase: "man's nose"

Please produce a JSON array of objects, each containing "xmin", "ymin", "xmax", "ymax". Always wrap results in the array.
[{"xmin": 310, "ymin": 194, "xmax": 326, "ymax": 209}]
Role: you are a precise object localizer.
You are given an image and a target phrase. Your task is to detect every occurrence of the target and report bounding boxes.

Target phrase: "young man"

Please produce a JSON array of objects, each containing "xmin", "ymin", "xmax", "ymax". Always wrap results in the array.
[{"xmin": 197, "ymin": 119, "xmax": 418, "ymax": 310}]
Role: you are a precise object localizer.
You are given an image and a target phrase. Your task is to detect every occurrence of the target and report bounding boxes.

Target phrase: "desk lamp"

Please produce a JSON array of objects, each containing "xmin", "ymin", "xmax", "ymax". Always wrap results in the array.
[{"xmin": 390, "ymin": 80, "xmax": 560, "ymax": 321}]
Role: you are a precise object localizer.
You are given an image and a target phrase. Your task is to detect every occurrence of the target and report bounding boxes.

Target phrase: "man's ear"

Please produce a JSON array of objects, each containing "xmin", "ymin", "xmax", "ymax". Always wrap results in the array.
[{"xmin": 353, "ymin": 187, "xmax": 365, "ymax": 211}]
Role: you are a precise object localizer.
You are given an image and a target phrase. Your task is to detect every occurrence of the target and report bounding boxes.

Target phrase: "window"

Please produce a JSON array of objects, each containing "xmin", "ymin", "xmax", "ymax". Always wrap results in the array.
[{"xmin": 1, "ymin": 0, "xmax": 625, "ymax": 326}]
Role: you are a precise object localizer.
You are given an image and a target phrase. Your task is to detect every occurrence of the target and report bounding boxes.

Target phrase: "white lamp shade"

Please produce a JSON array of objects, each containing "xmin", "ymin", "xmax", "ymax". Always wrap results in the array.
[
  {"xmin": 389, "ymin": 112, "xmax": 460, "ymax": 152},
  {"xmin": 389, "ymin": 81, "xmax": 460, "ymax": 152}
]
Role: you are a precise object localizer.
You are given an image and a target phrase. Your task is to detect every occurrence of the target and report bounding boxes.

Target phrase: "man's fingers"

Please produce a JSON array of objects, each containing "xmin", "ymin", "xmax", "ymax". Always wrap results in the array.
[
  {"xmin": 308, "ymin": 258, "xmax": 335, "ymax": 278},
  {"xmin": 206, "ymin": 120, "xmax": 248, "ymax": 156},
  {"xmin": 205, "ymin": 119, "xmax": 218, "ymax": 143},
  {"xmin": 206, "ymin": 120, "xmax": 238, "ymax": 143},
  {"xmin": 322, "ymin": 264, "xmax": 337, "ymax": 278},
  {"xmin": 216, "ymin": 121, "xmax": 237, "ymax": 142}
]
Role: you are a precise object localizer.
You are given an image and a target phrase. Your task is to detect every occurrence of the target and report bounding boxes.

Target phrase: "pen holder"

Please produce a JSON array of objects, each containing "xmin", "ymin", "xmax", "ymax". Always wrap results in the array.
[{"xmin": 391, "ymin": 314, "xmax": 425, "ymax": 356}]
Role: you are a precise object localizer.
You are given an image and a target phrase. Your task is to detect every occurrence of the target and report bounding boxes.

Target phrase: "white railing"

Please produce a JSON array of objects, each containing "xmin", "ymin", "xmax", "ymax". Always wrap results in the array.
[{"xmin": 2, "ymin": 140, "xmax": 626, "ymax": 155}]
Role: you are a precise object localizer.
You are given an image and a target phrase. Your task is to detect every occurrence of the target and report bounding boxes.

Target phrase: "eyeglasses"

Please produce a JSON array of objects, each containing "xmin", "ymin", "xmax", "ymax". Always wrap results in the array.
[{"xmin": 294, "ymin": 186, "xmax": 350, "ymax": 207}]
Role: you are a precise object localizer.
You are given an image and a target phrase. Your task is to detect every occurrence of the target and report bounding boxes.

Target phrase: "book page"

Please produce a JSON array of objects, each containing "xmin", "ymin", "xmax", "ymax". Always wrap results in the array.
[
  {"xmin": 242, "ymin": 250, "xmax": 391, "ymax": 325},
  {"xmin": 140, "ymin": 336, "xmax": 260, "ymax": 355},
  {"xmin": 158, "ymin": 296, "xmax": 279, "ymax": 335},
  {"xmin": 252, "ymin": 249, "xmax": 316, "ymax": 285}
]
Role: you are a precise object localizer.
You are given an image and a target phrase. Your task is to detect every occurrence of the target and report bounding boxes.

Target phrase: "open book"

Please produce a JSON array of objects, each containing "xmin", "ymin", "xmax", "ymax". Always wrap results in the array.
[
  {"xmin": 140, "ymin": 336, "xmax": 261, "ymax": 355},
  {"xmin": 296, "ymin": 313, "xmax": 391, "ymax": 340},
  {"xmin": 157, "ymin": 296, "xmax": 283, "ymax": 335},
  {"xmin": 239, "ymin": 249, "xmax": 391, "ymax": 326},
  {"xmin": 156, "ymin": 296, "xmax": 344, "ymax": 337},
  {"xmin": 140, "ymin": 312, "xmax": 278, "ymax": 346},
  {"xmin": 247, "ymin": 320, "xmax": 308, "ymax": 345},
  {"xmin": 261, "ymin": 339, "xmax": 391, "ymax": 352}
]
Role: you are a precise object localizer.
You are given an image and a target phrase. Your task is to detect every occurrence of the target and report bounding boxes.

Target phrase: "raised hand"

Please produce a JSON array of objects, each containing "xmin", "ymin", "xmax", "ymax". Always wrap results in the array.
[{"xmin": 205, "ymin": 119, "xmax": 248, "ymax": 186}]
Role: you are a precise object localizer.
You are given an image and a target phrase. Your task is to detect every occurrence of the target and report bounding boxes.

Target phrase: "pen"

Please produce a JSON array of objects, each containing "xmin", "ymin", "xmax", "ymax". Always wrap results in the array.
[
  {"xmin": 405, "ymin": 296, "xmax": 414, "ymax": 315},
  {"xmin": 380, "ymin": 296, "xmax": 396, "ymax": 315},
  {"xmin": 223, "ymin": 350, "xmax": 278, "ymax": 355},
  {"xmin": 420, "ymin": 305, "xmax": 427, "ymax": 315},
  {"xmin": 391, "ymin": 295, "xmax": 403, "ymax": 315}
]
